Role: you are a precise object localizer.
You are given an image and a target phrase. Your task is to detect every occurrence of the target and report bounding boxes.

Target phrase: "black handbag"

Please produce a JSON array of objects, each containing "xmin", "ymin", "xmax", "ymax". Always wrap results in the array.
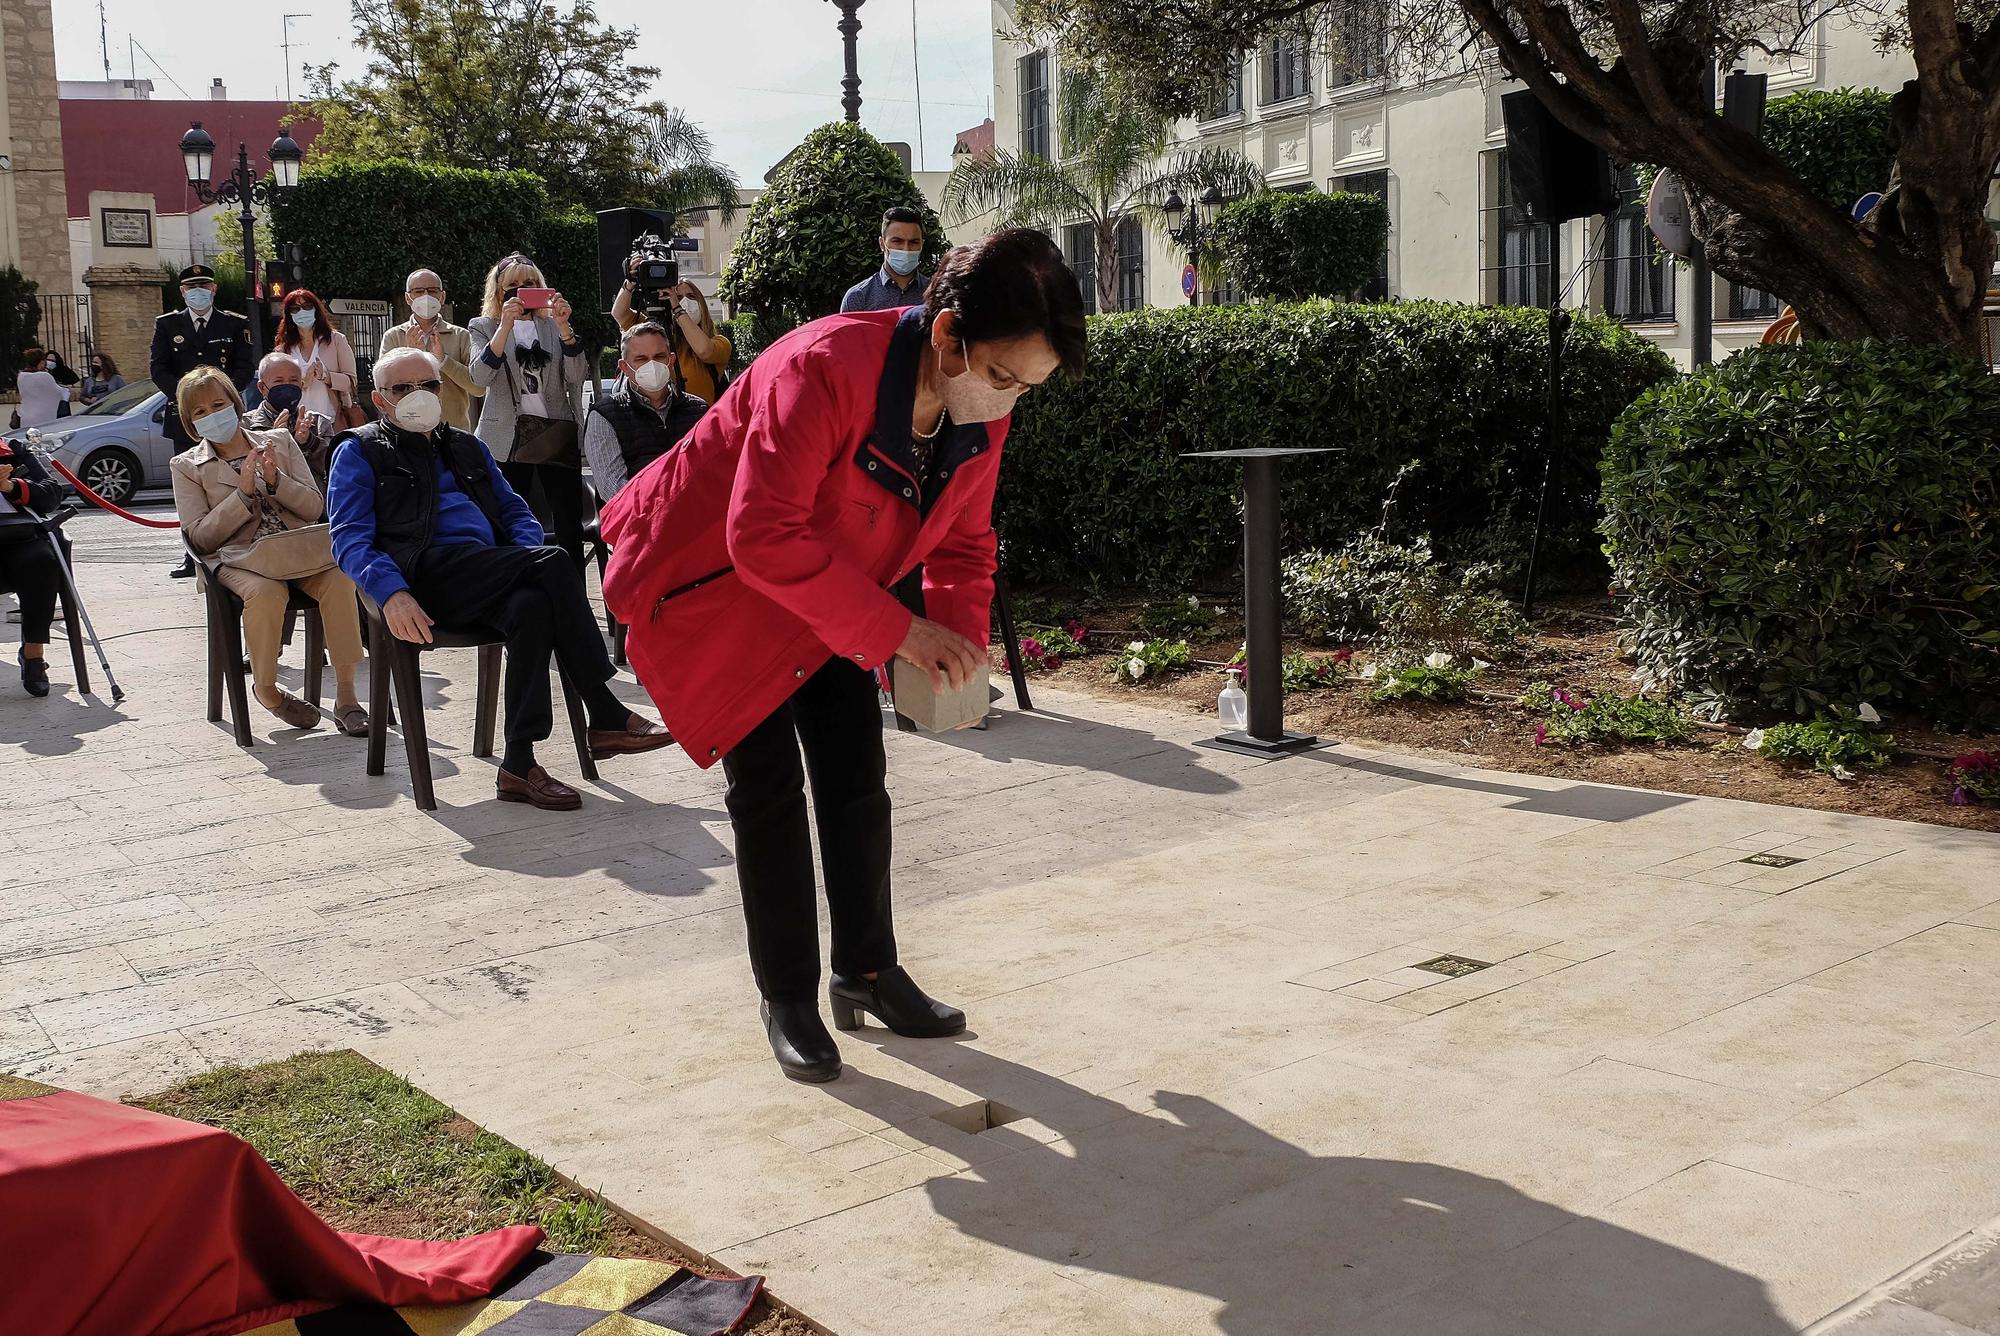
[{"xmin": 511, "ymin": 413, "xmax": 580, "ymax": 468}]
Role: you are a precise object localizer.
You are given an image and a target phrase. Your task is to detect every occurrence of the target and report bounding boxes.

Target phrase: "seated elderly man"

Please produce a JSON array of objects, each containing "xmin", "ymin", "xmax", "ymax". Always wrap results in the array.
[
  {"xmin": 581, "ymin": 321, "xmax": 709, "ymax": 501},
  {"xmin": 327, "ymin": 346, "xmax": 671, "ymax": 809},
  {"xmin": 242, "ymin": 352, "xmax": 337, "ymax": 488}
]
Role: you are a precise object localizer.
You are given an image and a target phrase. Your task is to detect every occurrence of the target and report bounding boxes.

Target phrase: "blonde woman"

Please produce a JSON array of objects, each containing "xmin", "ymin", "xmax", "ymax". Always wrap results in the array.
[
  {"xmin": 467, "ymin": 253, "xmax": 589, "ymax": 567},
  {"xmin": 168, "ymin": 365, "xmax": 368, "ymax": 734},
  {"xmin": 612, "ymin": 276, "xmax": 733, "ymax": 405}
]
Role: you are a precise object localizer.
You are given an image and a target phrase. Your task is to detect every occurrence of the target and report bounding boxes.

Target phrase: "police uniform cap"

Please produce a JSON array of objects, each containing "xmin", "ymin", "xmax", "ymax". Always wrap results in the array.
[{"xmin": 178, "ymin": 264, "xmax": 217, "ymax": 282}]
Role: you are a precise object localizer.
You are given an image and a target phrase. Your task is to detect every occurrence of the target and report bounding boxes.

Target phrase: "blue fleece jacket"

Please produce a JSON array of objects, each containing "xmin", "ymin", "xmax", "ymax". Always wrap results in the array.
[{"xmin": 326, "ymin": 431, "xmax": 543, "ymax": 607}]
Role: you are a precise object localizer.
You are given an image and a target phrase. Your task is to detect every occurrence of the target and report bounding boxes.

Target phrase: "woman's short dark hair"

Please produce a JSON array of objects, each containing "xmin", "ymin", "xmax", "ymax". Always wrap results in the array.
[{"xmin": 924, "ymin": 228, "xmax": 1086, "ymax": 375}]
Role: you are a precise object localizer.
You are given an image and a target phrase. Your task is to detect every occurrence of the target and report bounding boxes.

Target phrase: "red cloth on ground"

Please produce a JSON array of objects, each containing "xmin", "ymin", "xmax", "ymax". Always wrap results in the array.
[{"xmin": 0, "ymin": 1090, "xmax": 544, "ymax": 1336}]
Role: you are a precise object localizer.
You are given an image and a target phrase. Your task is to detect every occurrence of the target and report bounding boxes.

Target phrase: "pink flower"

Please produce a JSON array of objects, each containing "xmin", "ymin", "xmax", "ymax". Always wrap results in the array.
[
  {"xmin": 1532, "ymin": 723, "xmax": 1548, "ymax": 747},
  {"xmin": 1553, "ymin": 688, "xmax": 1583, "ymax": 711},
  {"xmin": 1022, "ymin": 637, "xmax": 1044, "ymax": 658},
  {"xmin": 1332, "ymin": 647, "xmax": 1354, "ymax": 663},
  {"xmin": 1044, "ymin": 656, "xmax": 1063, "ymax": 672},
  {"xmin": 1951, "ymin": 786, "xmax": 1970, "ymax": 806},
  {"xmin": 1065, "ymin": 620, "xmax": 1090, "ymax": 641}
]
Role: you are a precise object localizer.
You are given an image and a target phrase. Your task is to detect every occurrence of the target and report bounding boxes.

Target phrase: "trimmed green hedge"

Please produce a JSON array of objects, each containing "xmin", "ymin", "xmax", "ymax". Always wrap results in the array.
[
  {"xmin": 1211, "ymin": 190, "xmax": 1388, "ymax": 300},
  {"xmin": 998, "ymin": 300, "xmax": 1674, "ymax": 590},
  {"xmin": 1763, "ymin": 88, "xmax": 1897, "ymax": 215},
  {"xmin": 1602, "ymin": 341, "xmax": 2000, "ymax": 727}
]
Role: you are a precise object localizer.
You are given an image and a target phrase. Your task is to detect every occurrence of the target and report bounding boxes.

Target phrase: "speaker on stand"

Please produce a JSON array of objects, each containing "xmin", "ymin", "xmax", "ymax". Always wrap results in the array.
[{"xmin": 1499, "ymin": 91, "xmax": 1618, "ymax": 619}]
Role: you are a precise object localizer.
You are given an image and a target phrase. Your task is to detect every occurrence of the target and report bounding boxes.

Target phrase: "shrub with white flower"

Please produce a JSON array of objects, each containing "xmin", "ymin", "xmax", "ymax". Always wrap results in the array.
[{"xmin": 1110, "ymin": 638, "xmax": 1193, "ymax": 685}]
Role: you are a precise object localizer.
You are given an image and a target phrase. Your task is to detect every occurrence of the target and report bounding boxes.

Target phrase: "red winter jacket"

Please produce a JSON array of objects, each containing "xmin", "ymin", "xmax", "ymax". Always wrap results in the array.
[{"xmin": 600, "ymin": 307, "xmax": 1006, "ymax": 767}]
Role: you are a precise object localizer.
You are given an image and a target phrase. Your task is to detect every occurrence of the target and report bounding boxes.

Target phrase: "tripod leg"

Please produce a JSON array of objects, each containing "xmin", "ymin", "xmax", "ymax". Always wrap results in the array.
[{"xmin": 44, "ymin": 531, "xmax": 120, "ymax": 702}]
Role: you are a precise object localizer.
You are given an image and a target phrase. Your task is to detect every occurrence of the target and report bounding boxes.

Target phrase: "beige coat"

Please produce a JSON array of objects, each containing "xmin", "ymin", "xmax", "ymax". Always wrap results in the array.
[
  {"xmin": 169, "ymin": 427, "xmax": 326, "ymax": 565},
  {"xmin": 379, "ymin": 317, "xmax": 483, "ymax": 432}
]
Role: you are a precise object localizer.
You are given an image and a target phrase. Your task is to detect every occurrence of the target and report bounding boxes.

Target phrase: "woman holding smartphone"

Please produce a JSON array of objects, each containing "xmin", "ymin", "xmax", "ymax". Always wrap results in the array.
[{"xmin": 467, "ymin": 253, "xmax": 589, "ymax": 567}]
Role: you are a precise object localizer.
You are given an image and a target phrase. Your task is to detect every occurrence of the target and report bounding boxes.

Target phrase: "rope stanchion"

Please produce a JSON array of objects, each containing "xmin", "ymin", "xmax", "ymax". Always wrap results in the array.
[{"xmin": 41, "ymin": 455, "xmax": 181, "ymax": 529}]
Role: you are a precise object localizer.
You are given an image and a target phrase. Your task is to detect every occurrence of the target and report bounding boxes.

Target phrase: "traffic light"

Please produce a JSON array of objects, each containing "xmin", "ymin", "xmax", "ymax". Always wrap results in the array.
[{"xmin": 264, "ymin": 243, "xmax": 308, "ymax": 301}]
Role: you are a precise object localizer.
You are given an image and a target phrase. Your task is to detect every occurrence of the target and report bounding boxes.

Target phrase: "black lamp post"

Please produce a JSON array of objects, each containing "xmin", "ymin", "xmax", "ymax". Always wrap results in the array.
[
  {"xmin": 824, "ymin": 0, "xmax": 866, "ymax": 123},
  {"xmin": 1162, "ymin": 184, "xmax": 1226, "ymax": 304},
  {"xmin": 178, "ymin": 121, "xmax": 303, "ymax": 353}
]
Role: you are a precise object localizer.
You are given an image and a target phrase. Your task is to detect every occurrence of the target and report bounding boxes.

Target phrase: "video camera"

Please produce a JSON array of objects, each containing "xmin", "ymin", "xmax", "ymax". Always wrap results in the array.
[
  {"xmin": 626, "ymin": 231, "xmax": 682, "ymax": 323},
  {"xmin": 595, "ymin": 206, "xmax": 703, "ymax": 324}
]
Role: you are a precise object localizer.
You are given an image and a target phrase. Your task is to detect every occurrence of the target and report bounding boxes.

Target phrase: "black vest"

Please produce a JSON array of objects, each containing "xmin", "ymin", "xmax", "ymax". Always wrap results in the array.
[
  {"xmin": 341, "ymin": 422, "xmax": 513, "ymax": 574},
  {"xmin": 590, "ymin": 382, "xmax": 707, "ymax": 481}
]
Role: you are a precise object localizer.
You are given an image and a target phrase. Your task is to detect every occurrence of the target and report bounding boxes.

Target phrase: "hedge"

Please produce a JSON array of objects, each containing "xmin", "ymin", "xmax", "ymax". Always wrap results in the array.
[
  {"xmin": 1210, "ymin": 191, "xmax": 1388, "ymax": 300},
  {"xmin": 1762, "ymin": 88, "xmax": 1897, "ymax": 215},
  {"xmin": 998, "ymin": 300, "xmax": 1674, "ymax": 591},
  {"xmin": 1602, "ymin": 340, "xmax": 2000, "ymax": 727}
]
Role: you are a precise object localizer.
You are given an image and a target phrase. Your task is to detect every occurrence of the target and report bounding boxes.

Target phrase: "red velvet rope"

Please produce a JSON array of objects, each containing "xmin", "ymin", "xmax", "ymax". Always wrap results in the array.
[{"xmin": 42, "ymin": 455, "xmax": 182, "ymax": 529}]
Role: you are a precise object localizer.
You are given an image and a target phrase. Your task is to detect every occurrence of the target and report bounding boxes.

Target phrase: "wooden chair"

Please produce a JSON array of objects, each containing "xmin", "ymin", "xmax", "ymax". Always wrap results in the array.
[
  {"xmin": 357, "ymin": 590, "xmax": 598, "ymax": 812},
  {"xmin": 189, "ymin": 538, "xmax": 324, "ymax": 748},
  {"xmin": 0, "ymin": 509, "xmax": 89, "ymax": 696}
]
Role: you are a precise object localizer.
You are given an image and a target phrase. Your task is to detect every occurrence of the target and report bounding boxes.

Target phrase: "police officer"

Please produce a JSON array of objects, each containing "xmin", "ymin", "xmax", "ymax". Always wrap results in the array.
[{"xmin": 153, "ymin": 263, "xmax": 253, "ymax": 576}]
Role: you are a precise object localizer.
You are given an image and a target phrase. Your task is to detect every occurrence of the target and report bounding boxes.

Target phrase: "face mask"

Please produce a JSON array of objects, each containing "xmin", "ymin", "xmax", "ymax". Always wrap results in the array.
[
  {"xmin": 45, "ymin": 358, "xmax": 57, "ymax": 371},
  {"xmin": 410, "ymin": 295, "xmax": 443, "ymax": 321},
  {"xmin": 391, "ymin": 389, "xmax": 442, "ymax": 434},
  {"xmin": 886, "ymin": 248, "xmax": 922, "ymax": 276},
  {"xmin": 629, "ymin": 360, "xmax": 673, "ymax": 394},
  {"xmin": 503, "ymin": 286, "xmax": 521, "ymax": 304},
  {"xmin": 264, "ymin": 382, "xmax": 303, "ymax": 414},
  {"xmin": 185, "ymin": 287, "xmax": 215, "ymax": 312},
  {"xmin": 193, "ymin": 405, "xmax": 239, "ymax": 443},
  {"xmin": 290, "ymin": 309, "xmax": 316, "ymax": 331},
  {"xmin": 938, "ymin": 343, "xmax": 1024, "ymax": 424}
]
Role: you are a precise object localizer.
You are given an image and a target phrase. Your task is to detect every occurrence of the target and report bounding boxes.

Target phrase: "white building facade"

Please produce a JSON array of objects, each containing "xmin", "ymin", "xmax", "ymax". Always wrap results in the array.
[{"xmin": 988, "ymin": 1, "xmax": 1913, "ymax": 364}]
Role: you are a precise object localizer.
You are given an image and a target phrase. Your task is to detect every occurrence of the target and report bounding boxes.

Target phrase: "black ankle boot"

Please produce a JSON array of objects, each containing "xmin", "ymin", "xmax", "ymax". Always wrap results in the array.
[
  {"xmin": 761, "ymin": 1000, "xmax": 841, "ymax": 1083},
  {"xmin": 829, "ymin": 966, "xmax": 966, "ymax": 1038},
  {"xmin": 19, "ymin": 650, "xmax": 49, "ymax": 698}
]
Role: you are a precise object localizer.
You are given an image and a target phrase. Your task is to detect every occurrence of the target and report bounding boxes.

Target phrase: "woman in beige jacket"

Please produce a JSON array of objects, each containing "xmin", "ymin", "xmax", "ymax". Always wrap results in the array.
[{"xmin": 169, "ymin": 366, "xmax": 368, "ymax": 734}]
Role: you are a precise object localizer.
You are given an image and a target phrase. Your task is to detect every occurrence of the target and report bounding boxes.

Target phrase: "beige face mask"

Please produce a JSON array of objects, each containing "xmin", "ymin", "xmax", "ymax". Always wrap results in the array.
[{"xmin": 938, "ymin": 342, "xmax": 1023, "ymax": 424}]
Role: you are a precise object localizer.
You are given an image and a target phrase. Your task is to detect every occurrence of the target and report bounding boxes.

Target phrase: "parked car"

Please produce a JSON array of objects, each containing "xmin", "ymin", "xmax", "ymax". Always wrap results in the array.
[{"xmin": 1, "ymin": 381, "xmax": 168, "ymax": 504}]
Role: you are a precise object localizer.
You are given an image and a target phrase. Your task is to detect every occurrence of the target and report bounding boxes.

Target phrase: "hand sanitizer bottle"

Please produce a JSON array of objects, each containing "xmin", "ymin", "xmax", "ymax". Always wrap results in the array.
[{"xmin": 1218, "ymin": 668, "xmax": 1248, "ymax": 730}]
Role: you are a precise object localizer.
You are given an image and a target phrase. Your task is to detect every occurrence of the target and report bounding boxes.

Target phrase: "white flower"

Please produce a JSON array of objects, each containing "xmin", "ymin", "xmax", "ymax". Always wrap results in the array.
[
  {"xmin": 1126, "ymin": 657, "xmax": 1147, "ymax": 680},
  {"xmin": 1127, "ymin": 640, "xmax": 1146, "ymax": 653},
  {"xmin": 1857, "ymin": 702, "xmax": 1882, "ymax": 723},
  {"xmin": 1186, "ymin": 594, "xmax": 1200, "ymax": 607},
  {"xmin": 1832, "ymin": 764, "xmax": 1857, "ymax": 781},
  {"xmin": 1424, "ymin": 651, "xmax": 1452, "ymax": 670},
  {"xmin": 1360, "ymin": 663, "xmax": 1379, "ymax": 680},
  {"xmin": 1742, "ymin": 728, "xmax": 1766, "ymax": 751},
  {"xmin": 1472, "ymin": 658, "xmax": 1492, "ymax": 672}
]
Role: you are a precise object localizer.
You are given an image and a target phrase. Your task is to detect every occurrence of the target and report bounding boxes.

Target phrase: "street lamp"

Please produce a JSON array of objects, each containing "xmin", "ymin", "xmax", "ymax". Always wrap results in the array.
[
  {"xmin": 1163, "ymin": 185, "xmax": 1230, "ymax": 304},
  {"xmin": 823, "ymin": 0, "xmax": 866, "ymax": 123},
  {"xmin": 177, "ymin": 121, "xmax": 303, "ymax": 352}
]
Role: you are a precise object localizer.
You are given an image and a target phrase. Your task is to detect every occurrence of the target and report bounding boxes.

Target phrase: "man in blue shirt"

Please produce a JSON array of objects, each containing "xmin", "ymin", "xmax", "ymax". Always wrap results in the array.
[
  {"xmin": 327, "ymin": 347, "xmax": 671, "ymax": 810},
  {"xmin": 839, "ymin": 207, "xmax": 932, "ymax": 313}
]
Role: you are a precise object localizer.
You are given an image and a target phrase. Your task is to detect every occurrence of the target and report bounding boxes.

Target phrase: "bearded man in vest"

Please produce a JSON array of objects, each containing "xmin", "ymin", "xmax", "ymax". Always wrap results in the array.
[{"xmin": 581, "ymin": 321, "xmax": 710, "ymax": 501}]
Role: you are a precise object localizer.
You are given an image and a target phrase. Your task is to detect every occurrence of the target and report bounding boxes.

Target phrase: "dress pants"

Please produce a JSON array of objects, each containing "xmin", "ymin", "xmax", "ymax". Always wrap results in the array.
[
  {"xmin": 405, "ymin": 543, "xmax": 613, "ymax": 747},
  {"xmin": 722, "ymin": 657, "xmax": 898, "ymax": 1003},
  {"xmin": 214, "ymin": 565, "xmax": 365, "ymax": 693},
  {"xmin": 499, "ymin": 461, "xmax": 585, "ymax": 570},
  {"xmin": 0, "ymin": 532, "xmax": 58, "ymax": 644}
]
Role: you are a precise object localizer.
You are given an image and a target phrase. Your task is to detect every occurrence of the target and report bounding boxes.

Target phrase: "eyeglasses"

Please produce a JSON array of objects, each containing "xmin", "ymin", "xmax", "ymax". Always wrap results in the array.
[{"xmin": 383, "ymin": 378, "xmax": 444, "ymax": 397}]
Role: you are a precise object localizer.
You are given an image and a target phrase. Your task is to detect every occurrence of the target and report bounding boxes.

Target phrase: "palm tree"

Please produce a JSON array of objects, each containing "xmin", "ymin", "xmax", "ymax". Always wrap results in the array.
[
  {"xmin": 942, "ymin": 70, "xmax": 1263, "ymax": 312},
  {"xmin": 643, "ymin": 107, "xmax": 741, "ymax": 221}
]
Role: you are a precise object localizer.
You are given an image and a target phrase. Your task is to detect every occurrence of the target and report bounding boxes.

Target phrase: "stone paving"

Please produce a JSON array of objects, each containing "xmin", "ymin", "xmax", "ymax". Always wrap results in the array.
[{"xmin": 6, "ymin": 506, "xmax": 2000, "ymax": 1334}]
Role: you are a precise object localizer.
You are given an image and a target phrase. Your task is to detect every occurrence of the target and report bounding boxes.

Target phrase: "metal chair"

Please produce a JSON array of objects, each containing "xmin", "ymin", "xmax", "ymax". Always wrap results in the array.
[
  {"xmin": 188, "ymin": 538, "xmax": 325, "ymax": 747},
  {"xmin": 357, "ymin": 590, "xmax": 597, "ymax": 812}
]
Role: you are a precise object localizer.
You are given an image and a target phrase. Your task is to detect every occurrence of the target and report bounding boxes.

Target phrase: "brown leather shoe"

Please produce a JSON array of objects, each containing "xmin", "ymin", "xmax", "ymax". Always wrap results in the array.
[
  {"xmin": 496, "ymin": 765, "xmax": 582, "ymax": 810},
  {"xmin": 589, "ymin": 711, "xmax": 675, "ymax": 759}
]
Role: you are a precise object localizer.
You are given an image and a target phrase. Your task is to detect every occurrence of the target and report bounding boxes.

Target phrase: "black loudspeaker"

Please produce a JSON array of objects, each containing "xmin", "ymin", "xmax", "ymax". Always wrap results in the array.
[
  {"xmin": 593, "ymin": 206, "xmax": 677, "ymax": 312},
  {"xmin": 1500, "ymin": 90, "xmax": 1619, "ymax": 224}
]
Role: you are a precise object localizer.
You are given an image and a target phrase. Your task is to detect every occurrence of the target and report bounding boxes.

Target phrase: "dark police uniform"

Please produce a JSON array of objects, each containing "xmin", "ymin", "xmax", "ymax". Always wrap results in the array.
[{"xmin": 150, "ymin": 264, "xmax": 254, "ymax": 452}]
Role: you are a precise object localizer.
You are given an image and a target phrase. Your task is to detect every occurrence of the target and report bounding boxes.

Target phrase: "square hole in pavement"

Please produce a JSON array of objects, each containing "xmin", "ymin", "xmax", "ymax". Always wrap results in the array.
[
  {"xmin": 932, "ymin": 1100, "xmax": 1029, "ymax": 1136},
  {"xmin": 1740, "ymin": 852, "xmax": 1805, "ymax": 868},
  {"xmin": 1413, "ymin": 954, "xmax": 1491, "ymax": 978}
]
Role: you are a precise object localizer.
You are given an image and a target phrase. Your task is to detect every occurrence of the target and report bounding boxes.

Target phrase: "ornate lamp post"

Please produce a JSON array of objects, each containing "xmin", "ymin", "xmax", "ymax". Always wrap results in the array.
[
  {"xmin": 824, "ymin": 0, "xmax": 866, "ymax": 122},
  {"xmin": 177, "ymin": 121, "xmax": 304, "ymax": 352},
  {"xmin": 1162, "ymin": 185, "xmax": 1226, "ymax": 304}
]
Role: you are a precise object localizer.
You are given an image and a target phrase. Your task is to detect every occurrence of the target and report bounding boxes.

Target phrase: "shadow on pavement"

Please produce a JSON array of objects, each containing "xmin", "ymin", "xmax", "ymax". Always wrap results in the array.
[
  {"xmin": 919, "ymin": 706, "xmax": 1242, "ymax": 797},
  {"xmin": 1306, "ymin": 749, "xmax": 1693, "ymax": 822},
  {"xmin": 823, "ymin": 1041, "xmax": 1791, "ymax": 1334}
]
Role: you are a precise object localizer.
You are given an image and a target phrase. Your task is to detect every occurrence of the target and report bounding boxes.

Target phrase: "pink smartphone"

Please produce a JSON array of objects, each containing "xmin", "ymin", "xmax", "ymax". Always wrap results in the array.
[{"xmin": 516, "ymin": 286, "xmax": 555, "ymax": 310}]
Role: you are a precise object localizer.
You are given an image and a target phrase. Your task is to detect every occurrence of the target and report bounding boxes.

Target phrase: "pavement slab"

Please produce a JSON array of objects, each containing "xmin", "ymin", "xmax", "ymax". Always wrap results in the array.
[{"xmin": 7, "ymin": 509, "xmax": 2000, "ymax": 1333}]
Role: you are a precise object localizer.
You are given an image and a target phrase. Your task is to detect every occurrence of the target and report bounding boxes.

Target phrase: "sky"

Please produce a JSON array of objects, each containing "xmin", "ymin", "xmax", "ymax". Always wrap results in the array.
[{"xmin": 54, "ymin": 0, "xmax": 999, "ymax": 185}]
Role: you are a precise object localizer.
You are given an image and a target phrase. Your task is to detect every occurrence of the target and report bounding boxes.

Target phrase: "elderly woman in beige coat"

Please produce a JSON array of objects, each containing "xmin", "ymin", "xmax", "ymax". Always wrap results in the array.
[{"xmin": 169, "ymin": 365, "xmax": 368, "ymax": 734}]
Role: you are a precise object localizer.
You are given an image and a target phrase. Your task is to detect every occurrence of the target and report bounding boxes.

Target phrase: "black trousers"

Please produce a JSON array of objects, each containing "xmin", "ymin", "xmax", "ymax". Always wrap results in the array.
[
  {"xmin": 722, "ymin": 658, "xmax": 897, "ymax": 1003},
  {"xmin": 500, "ymin": 461, "xmax": 585, "ymax": 570},
  {"xmin": 406, "ymin": 544, "xmax": 614, "ymax": 747},
  {"xmin": 0, "ymin": 532, "xmax": 59, "ymax": 644}
]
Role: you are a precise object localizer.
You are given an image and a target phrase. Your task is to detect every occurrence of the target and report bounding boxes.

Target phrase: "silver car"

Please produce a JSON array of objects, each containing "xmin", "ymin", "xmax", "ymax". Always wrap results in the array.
[{"xmin": 3, "ymin": 381, "xmax": 170, "ymax": 504}]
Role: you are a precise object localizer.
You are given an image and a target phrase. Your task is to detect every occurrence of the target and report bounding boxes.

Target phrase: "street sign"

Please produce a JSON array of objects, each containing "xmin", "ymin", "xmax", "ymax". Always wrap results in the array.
[
  {"xmin": 1182, "ymin": 263, "xmax": 1198, "ymax": 299},
  {"xmin": 329, "ymin": 298, "xmax": 391, "ymax": 317},
  {"xmin": 1646, "ymin": 170, "xmax": 1695, "ymax": 259},
  {"xmin": 1852, "ymin": 191, "xmax": 1883, "ymax": 222}
]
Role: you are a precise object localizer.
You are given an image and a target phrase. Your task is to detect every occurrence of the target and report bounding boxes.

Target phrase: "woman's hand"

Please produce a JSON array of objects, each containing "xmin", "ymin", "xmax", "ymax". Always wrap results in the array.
[
  {"xmin": 498, "ymin": 295, "xmax": 526, "ymax": 332},
  {"xmin": 894, "ymin": 617, "xmax": 984, "ymax": 692},
  {"xmin": 551, "ymin": 293, "xmax": 574, "ymax": 339},
  {"xmin": 259, "ymin": 442, "xmax": 280, "ymax": 486},
  {"xmin": 237, "ymin": 452, "xmax": 260, "ymax": 495},
  {"xmin": 0, "ymin": 461, "xmax": 15, "ymax": 498}
]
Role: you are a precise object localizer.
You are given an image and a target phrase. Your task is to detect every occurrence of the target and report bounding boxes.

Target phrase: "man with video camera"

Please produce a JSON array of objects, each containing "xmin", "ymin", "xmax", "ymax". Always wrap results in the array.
[
  {"xmin": 610, "ymin": 239, "xmax": 733, "ymax": 405},
  {"xmin": 582, "ymin": 322, "xmax": 709, "ymax": 501}
]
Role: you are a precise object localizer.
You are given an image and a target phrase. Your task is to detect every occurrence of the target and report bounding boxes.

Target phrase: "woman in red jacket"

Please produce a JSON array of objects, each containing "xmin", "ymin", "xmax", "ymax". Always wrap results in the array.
[{"xmin": 602, "ymin": 229, "xmax": 1085, "ymax": 1082}]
